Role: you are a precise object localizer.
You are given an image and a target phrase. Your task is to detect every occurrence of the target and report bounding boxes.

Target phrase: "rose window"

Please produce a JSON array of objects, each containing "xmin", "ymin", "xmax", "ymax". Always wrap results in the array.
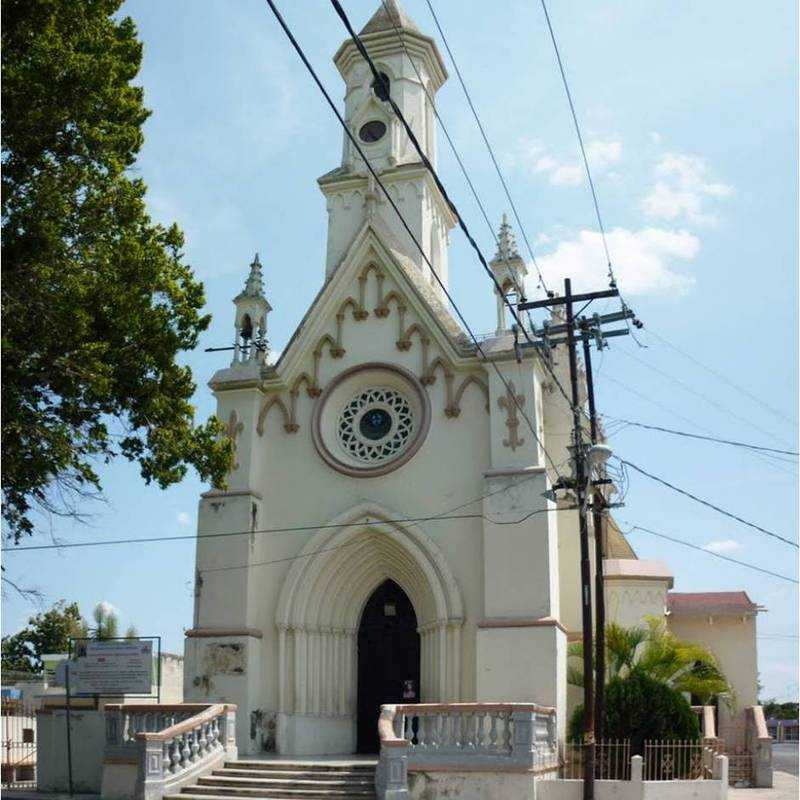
[{"xmin": 337, "ymin": 388, "xmax": 415, "ymax": 463}]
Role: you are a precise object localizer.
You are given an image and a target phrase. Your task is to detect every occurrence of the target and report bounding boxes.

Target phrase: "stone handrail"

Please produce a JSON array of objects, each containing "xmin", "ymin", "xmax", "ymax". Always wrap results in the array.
[
  {"xmin": 376, "ymin": 702, "xmax": 558, "ymax": 799},
  {"xmin": 746, "ymin": 705, "xmax": 772, "ymax": 789},
  {"xmin": 104, "ymin": 703, "xmax": 237, "ymax": 800}
]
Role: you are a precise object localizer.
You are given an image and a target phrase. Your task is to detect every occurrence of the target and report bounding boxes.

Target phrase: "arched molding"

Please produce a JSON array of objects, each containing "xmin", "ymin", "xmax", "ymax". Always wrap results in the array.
[
  {"xmin": 447, "ymin": 374, "xmax": 490, "ymax": 418},
  {"xmin": 256, "ymin": 394, "xmax": 298, "ymax": 436},
  {"xmin": 276, "ymin": 502, "xmax": 464, "ymax": 714},
  {"xmin": 357, "ymin": 261, "xmax": 386, "ymax": 312}
]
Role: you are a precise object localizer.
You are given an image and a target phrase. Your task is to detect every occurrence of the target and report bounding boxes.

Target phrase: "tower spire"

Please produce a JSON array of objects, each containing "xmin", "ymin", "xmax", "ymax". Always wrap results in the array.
[
  {"xmin": 241, "ymin": 252, "xmax": 265, "ymax": 299},
  {"xmin": 494, "ymin": 213, "xmax": 520, "ymax": 263},
  {"xmin": 233, "ymin": 252, "xmax": 271, "ymax": 367}
]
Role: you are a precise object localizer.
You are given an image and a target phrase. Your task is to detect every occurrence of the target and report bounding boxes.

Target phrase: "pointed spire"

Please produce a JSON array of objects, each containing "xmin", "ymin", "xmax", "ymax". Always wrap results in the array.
[
  {"xmin": 242, "ymin": 252, "xmax": 265, "ymax": 298},
  {"xmin": 360, "ymin": 0, "xmax": 420, "ymax": 35},
  {"xmin": 493, "ymin": 213, "xmax": 520, "ymax": 263}
]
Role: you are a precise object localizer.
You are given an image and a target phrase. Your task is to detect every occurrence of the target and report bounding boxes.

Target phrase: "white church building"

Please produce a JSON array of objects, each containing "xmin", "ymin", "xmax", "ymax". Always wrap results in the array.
[{"xmin": 182, "ymin": 0, "xmax": 761, "ymax": 758}]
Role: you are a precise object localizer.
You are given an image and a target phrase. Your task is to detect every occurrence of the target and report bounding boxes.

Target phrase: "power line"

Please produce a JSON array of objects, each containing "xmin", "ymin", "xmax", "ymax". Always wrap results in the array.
[
  {"xmin": 645, "ymin": 328, "xmax": 798, "ymax": 430},
  {"xmin": 536, "ymin": 0, "xmax": 614, "ymax": 292},
  {"xmin": 599, "ymin": 373, "xmax": 798, "ymax": 477},
  {"xmin": 199, "ymin": 507, "xmax": 551, "ymax": 575},
  {"xmin": 619, "ymin": 458, "xmax": 798, "ymax": 549},
  {"xmin": 376, "ymin": 1, "xmax": 583, "ymax": 427},
  {"xmin": 2, "ymin": 506, "xmax": 560, "ymax": 555},
  {"xmin": 264, "ymin": 0, "xmax": 566, "ymax": 477},
  {"xmin": 624, "ymin": 522, "xmax": 798, "ymax": 584},
  {"xmin": 616, "ymin": 347, "xmax": 793, "ymax": 450},
  {"xmin": 421, "ymin": 0, "xmax": 550, "ymax": 296},
  {"xmin": 602, "ymin": 418, "xmax": 799, "ymax": 457}
]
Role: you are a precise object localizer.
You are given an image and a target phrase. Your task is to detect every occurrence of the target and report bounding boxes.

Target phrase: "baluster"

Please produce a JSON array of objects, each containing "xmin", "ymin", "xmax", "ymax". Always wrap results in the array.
[
  {"xmin": 476, "ymin": 712, "xmax": 486, "ymax": 752},
  {"xmin": 190, "ymin": 727, "xmax": 200, "ymax": 761},
  {"xmin": 503, "ymin": 712, "xmax": 512, "ymax": 754},
  {"xmin": 489, "ymin": 713, "xmax": 499, "ymax": 751},
  {"xmin": 210, "ymin": 717, "xmax": 220, "ymax": 748},
  {"xmin": 180, "ymin": 733, "xmax": 191, "ymax": 768},
  {"xmin": 169, "ymin": 738, "xmax": 181, "ymax": 773},
  {"xmin": 198, "ymin": 722, "xmax": 208, "ymax": 755},
  {"xmin": 467, "ymin": 712, "xmax": 477, "ymax": 750},
  {"xmin": 417, "ymin": 714, "xmax": 426, "ymax": 750},
  {"xmin": 162, "ymin": 742, "xmax": 171, "ymax": 775}
]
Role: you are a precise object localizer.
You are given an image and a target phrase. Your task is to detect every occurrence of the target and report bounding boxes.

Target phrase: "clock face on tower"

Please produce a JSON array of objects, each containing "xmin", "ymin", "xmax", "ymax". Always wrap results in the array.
[{"xmin": 359, "ymin": 120, "xmax": 387, "ymax": 143}]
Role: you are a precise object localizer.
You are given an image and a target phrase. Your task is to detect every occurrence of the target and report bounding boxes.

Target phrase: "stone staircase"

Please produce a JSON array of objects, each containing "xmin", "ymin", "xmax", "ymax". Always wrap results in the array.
[{"xmin": 166, "ymin": 759, "xmax": 377, "ymax": 800}]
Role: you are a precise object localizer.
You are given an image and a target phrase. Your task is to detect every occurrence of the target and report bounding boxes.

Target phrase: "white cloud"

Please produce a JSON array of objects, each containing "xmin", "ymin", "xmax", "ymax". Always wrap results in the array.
[
  {"xmin": 643, "ymin": 152, "xmax": 732, "ymax": 226},
  {"xmin": 510, "ymin": 137, "xmax": 622, "ymax": 187},
  {"xmin": 532, "ymin": 227, "xmax": 699, "ymax": 296},
  {"xmin": 177, "ymin": 512, "xmax": 192, "ymax": 527},
  {"xmin": 702, "ymin": 539, "xmax": 743, "ymax": 554}
]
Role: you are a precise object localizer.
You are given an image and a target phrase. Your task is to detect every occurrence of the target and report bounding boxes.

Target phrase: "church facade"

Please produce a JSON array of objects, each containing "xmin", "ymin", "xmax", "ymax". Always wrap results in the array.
[{"xmin": 183, "ymin": 1, "xmax": 760, "ymax": 758}]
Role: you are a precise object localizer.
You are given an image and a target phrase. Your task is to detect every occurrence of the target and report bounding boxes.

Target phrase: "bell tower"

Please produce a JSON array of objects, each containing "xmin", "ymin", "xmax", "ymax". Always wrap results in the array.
[{"xmin": 318, "ymin": 0, "xmax": 456, "ymax": 295}]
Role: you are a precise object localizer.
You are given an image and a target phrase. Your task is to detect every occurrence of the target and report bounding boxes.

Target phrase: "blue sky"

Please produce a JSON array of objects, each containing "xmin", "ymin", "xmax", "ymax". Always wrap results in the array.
[{"xmin": 3, "ymin": 1, "xmax": 798, "ymax": 701}]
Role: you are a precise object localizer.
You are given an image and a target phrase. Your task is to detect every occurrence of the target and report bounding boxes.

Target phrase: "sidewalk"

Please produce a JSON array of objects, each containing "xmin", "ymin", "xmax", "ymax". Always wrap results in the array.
[{"xmin": 729, "ymin": 770, "xmax": 799, "ymax": 800}]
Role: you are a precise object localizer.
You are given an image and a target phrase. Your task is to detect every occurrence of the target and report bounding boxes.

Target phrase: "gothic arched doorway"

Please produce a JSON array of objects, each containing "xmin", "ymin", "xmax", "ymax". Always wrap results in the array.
[{"xmin": 356, "ymin": 579, "xmax": 420, "ymax": 753}]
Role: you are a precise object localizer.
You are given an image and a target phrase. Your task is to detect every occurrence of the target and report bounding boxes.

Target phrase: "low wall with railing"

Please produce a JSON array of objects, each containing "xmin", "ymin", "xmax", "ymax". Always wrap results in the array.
[
  {"xmin": 376, "ymin": 702, "xmax": 559, "ymax": 799},
  {"xmin": 101, "ymin": 702, "xmax": 237, "ymax": 800},
  {"xmin": 539, "ymin": 754, "xmax": 730, "ymax": 800}
]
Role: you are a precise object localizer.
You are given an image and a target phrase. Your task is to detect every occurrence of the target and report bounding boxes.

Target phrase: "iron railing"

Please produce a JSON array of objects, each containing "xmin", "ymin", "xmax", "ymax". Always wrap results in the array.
[{"xmin": 1, "ymin": 700, "xmax": 37, "ymax": 788}]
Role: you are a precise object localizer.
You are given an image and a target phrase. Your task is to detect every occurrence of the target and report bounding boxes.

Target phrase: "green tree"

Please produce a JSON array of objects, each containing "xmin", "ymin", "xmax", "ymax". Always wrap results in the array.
[
  {"xmin": 569, "ymin": 670, "xmax": 701, "ymax": 753},
  {"xmin": 568, "ymin": 617, "xmax": 730, "ymax": 704},
  {"xmin": 1, "ymin": 600, "xmax": 88, "ymax": 673},
  {"xmin": 761, "ymin": 699, "xmax": 799, "ymax": 720},
  {"xmin": 1, "ymin": 0, "xmax": 232, "ymax": 542},
  {"xmin": 124, "ymin": 624, "xmax": 139, "ymax": 640}
]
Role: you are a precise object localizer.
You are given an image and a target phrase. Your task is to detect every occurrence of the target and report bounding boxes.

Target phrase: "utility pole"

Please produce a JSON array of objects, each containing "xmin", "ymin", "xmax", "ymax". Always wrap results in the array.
[
  {"xmin": 519, "ymin": 278, "xmax": 635, "ymax": 800},
  {"xmin": 581, "ymin": 324, "xmax": 606, "ymax": 741}
]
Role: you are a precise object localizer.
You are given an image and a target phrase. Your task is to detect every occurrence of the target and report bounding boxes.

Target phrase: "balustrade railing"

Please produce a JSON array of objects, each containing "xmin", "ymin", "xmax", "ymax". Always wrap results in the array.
[
  {"xmin": 104, "ymin": 703, "xmax": 236, "ymax": 800},
  {"xmin": 376, "ymin": 702, "xmax": 558, "ymax": 799}
]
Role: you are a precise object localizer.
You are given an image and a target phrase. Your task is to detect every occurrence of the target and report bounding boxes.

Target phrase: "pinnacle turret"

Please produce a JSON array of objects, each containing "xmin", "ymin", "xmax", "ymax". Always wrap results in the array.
[
  {"xmin": 493, "ymin": 214, "xmax": 521, "ymax": 263},
  {"xmin": 240, "ymin": 252, "xmax": 265, "ymax": 299}
]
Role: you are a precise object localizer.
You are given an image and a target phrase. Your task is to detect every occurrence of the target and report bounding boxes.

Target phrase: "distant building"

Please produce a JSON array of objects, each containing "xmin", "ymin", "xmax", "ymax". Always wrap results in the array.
[{"xmin": 766, "ymin": 717, "xmax": 799, "ymax": 742}]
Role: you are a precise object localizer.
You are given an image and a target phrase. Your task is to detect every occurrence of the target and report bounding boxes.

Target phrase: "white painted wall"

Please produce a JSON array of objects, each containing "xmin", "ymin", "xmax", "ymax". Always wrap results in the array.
[{"xmin": 37, "ymin": 709, "xmax": 105, "ymax": 793}]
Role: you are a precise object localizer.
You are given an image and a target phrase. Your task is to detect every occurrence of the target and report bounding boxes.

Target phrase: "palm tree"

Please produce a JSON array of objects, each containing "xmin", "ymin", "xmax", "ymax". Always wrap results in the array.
[
  {"xmin": 568, "ymin": 616, "xmax": 730, "ymax": 704},
  {"xmin": 92, "ymin": 602, "xmax": 119, "ymax": 640}
]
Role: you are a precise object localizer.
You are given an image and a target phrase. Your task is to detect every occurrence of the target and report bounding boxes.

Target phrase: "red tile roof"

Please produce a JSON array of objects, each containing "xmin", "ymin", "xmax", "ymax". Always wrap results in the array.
[{"xmin": 667, "ymin": 591, "xmax": 759, "ymax": 616}]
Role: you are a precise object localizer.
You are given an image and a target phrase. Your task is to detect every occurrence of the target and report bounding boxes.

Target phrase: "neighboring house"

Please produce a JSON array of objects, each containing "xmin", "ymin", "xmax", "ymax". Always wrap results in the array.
[
  {"xmin": 182, "ymin": 0, "xmax": 762, "ymax": 759},
  {"xmin": 766, "ymin": 718, "xmax": 799, "ymax": 741}
]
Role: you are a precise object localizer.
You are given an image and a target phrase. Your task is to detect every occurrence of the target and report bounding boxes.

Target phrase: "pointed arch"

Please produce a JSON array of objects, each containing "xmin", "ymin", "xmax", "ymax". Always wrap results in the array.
[
  {"xmin": 256, "ymin": 395, "xmax": 298, "ymax": 436},
  {"xmin": 446, "ymin": 374, "xmax": 490, "ymax": 418},
  {"xmin": 275, "ymin": 502, "xmax": 464, "ymax": 715},
  {"xmin": 358, "ymin": 261, "xmax": 386, "ymax": 310}
]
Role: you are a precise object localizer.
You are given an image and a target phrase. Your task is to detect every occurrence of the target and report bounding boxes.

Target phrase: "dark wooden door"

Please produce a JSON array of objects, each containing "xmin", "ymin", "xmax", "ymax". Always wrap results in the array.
[{"xmin": 356, "ymin": 579, "xmax": 420, "ymax": 754}]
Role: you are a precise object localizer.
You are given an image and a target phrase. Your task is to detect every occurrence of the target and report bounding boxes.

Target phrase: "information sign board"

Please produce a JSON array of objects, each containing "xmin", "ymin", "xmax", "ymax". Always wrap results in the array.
[{"xmin": 69, "ymin": 639, "xmax": 153, "ymax": 696}]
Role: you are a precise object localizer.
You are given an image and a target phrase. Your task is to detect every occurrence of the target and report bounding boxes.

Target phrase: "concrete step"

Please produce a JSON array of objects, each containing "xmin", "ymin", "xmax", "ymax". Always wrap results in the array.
[
  {"xmin": 226, "ymin": 761, "xmax": 376, "ymax": 773},
  {"xmin": 199, "ymin": 776, "xmax": 373, "ymax": 790},
  {"xmin": 182, "ymin": 786, "xmax": 374, "ymax": 797},
  {"xmin": 215, "ymin": 769, "xmax": 373, "ymax": 782},
  {"xmin": 171, "ymin": 793, "xmax": 376, "ymax": 800}
]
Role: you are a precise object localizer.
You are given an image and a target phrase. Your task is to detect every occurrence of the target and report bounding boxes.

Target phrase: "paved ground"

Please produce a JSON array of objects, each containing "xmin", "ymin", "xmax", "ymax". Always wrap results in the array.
[
  {"xmin": 771, "ymin": 742, "xmax": 799, "ymax": 776},
  {"xmin": 728, "ymin": 770, "xmax": 798, "ymax": 800}
]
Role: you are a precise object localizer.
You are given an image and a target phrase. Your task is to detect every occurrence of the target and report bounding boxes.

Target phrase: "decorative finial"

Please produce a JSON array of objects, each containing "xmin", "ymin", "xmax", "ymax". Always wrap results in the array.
[
  {"xmin": 242, "ymin": 252, "xmax": 265, "ymax": 298},
  {"xmin": 494, "ymin": 214, "xmax": 520, "ymax": 262}
]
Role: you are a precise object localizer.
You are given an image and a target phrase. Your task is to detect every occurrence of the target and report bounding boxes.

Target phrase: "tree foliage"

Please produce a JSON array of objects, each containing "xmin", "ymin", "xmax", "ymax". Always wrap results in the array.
[
  {"xmin": 568, "ymin": 617, "xmax": 730, "ymax": 704},
  {"xmin": 1, "ymin": 600, "xmax": 88, "ymax": 673},
  {"xmin": 761, "ymin": 700, "xmax": 798, "ymax": 720},
  {"xmin": 1, "ymin": 0, "xmax": 232, "ymax": 541},
  {"xmin": 92, "ymin": 602, "xmax": 119, "ymax": 639},
  {"xmin": 569, "ymin": 669, "xmax": 701, "ymax": 753}
]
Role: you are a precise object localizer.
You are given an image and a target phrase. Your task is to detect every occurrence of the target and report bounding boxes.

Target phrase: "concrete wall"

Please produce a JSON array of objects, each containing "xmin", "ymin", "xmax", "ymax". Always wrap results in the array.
[
  {"xmin": 409, "ymin": 770, "xmax": 537, "ymax": 800},
  {"xmin": 37, "ymin": 709, "xmax": 105, "ymax": 793},
  {"xmin": 538, "ymin": 779, "xmax": 727, "ymax": 800},
  {"xmin": 667, "ymin": 613, "xmax": 757, "ymax": 747}
]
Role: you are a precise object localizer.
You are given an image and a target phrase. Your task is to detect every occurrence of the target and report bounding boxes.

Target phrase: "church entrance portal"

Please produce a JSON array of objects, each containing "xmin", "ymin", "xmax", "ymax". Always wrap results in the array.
[{"xmin": 356, "ymin": 579, "xmax": 420, "ymax": 753}]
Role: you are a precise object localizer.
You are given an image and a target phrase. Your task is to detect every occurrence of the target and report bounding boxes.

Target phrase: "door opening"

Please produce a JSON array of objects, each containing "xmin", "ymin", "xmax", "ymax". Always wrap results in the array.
[{"xmin": 356, "ymin": 579, "xmax": 420, "ymax": 754}]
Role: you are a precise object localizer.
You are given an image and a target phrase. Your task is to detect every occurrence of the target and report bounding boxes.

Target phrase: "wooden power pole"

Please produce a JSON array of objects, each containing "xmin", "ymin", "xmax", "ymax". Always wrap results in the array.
[{"xmin": 519, "ymin": 278, "xmax": 634, "ymax": 800}]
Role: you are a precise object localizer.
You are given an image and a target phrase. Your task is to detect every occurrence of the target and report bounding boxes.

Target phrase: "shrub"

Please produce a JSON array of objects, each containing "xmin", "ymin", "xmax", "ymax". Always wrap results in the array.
[{"xmin": 569, "ymin": 667, "xmax": 701, "ymax": 754}]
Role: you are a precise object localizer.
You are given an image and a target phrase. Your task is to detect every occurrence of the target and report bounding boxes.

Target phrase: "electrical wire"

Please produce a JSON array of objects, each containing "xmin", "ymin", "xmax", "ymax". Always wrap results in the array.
[
  {"xmin": 619, "ymin": 458, "xmax": 798, "ymax": 549},
  {"xmin": 616, "ymin": 347, "xmax": 793, "ymax": 450},
  {"xmin": 623, "ymin": 523, "xmax": 798, "ymax": 584},
  {"xmin": 376, "ymin": 0, "xmax": 585, "ymax": 434},
  {"xmin": 265, "ymin": 0, "xmax": 566, "ymax": 477},
  {"xmin": 645, "ymin": 328, "xmax": 798, "ymax": 430},
  {"xmin": 421, "ymin": 0, "xmax": 550, "ymax": 297},
  {"xmin": 2, "ymin": 506, "xmax": 561, "ymax": 555},
  {"xmin": 601, "ymin": 418, "xmax": 799, "ymax": 457}
]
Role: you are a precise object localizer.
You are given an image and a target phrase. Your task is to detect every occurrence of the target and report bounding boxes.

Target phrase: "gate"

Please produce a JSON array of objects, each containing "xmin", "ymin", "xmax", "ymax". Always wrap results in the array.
[{"xmin": 1, "ymin": 699, "xmax": 37, "ymax": 788}]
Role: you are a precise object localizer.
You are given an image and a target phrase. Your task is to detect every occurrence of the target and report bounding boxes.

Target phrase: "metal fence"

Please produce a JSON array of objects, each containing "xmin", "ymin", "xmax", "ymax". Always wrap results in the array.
[
  {"xmin": 560, "ymin": 740, "xmax": 632, "ymax": 780},
  {"xmin": 1, "ymin": 700, "xmax": 37, "ymax": 788},
  {"xmin": 642, "ymin": 739, "xmax": 710, "ymax": 780}
]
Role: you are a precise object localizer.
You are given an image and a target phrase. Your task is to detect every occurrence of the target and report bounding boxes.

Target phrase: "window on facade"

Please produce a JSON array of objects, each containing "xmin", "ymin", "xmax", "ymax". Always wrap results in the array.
[
  {"xmin": 372, "ymin": 72, "xmax": 390, "ymax": 101},
  {"xmin": 359, "ymin": 120, "xmax": 387, "ymax": 143}
]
